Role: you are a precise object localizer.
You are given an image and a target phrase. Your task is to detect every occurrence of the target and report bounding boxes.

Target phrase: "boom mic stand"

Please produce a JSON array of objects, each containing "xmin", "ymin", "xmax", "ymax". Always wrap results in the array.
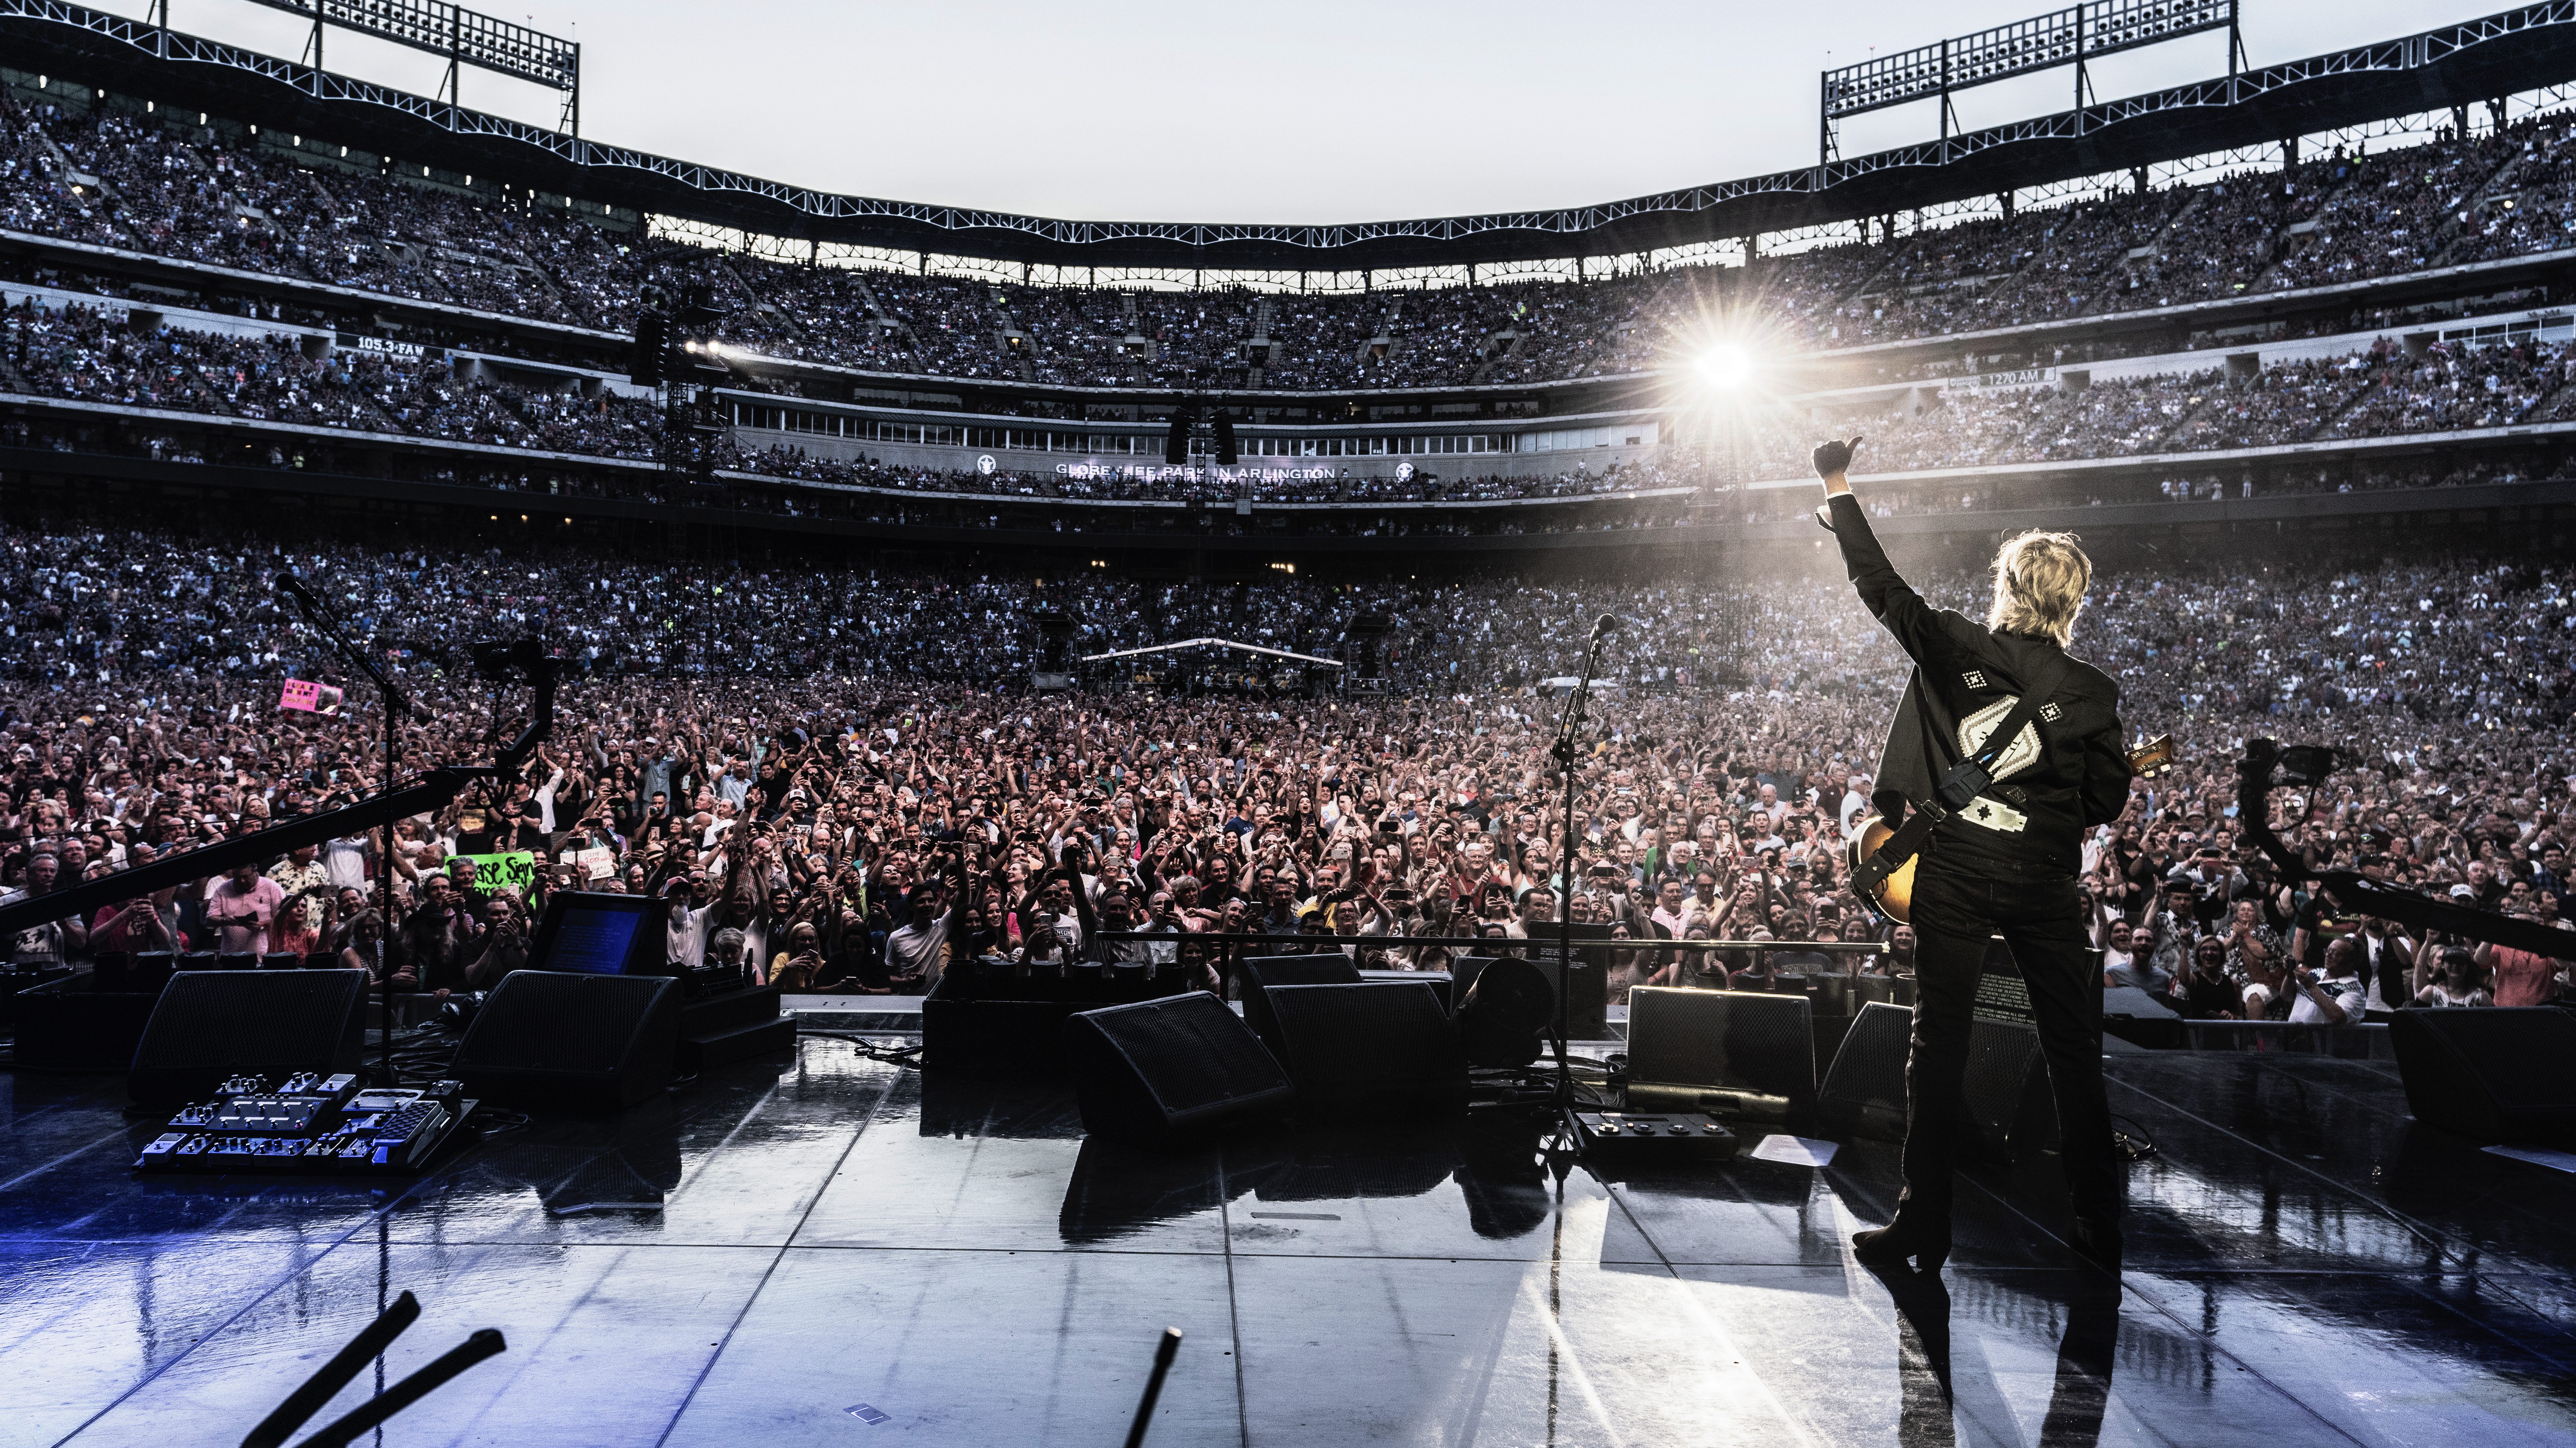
[
  {"xmin": 1546, "ymin": 613, "xmax": 1616, "ymax": 1144},
  {"xmin": 277, "ymin": 574, "xmax": 409, "ymax": 1088}
]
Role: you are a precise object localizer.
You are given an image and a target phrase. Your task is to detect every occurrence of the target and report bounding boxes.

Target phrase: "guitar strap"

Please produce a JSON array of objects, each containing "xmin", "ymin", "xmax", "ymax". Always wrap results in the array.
[{"xmin": 1852, "ymin": 650, "xmax": 2074, "ymax": 915}]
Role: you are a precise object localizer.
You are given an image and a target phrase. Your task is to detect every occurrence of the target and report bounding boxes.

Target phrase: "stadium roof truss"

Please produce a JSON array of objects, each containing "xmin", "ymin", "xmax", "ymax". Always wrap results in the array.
[
  {"xmin": 1821, "ymin": 0, "xmax": 2243, "ymax": 163},
  {"xmin": 213, "ymin": 0, "xmax": 580, "ymax": 130},
  {"xmin": 5, "ymin": 0, "xmax": 2576, "ymax": 270}
]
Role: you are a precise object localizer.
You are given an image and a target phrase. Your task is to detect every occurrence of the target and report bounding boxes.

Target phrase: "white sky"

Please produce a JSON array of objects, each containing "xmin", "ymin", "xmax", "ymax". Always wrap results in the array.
[{"xmin": 91, "ymin": 0, "xmax": 2520, "ymax": 222}]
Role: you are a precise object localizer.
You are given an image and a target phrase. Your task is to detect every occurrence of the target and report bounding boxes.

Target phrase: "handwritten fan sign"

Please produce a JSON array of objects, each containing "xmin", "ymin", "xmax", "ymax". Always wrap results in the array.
[
  {"xmin": 446, "ymin": 852, "xmax": 537, "ymax": 893},
  {"xmin": 560, "ymin": 844, "xmax": 616, "ymax": 881},
  {"xmin": 279, "ymin": 679, "xmax": 345, "ymax": 716}
]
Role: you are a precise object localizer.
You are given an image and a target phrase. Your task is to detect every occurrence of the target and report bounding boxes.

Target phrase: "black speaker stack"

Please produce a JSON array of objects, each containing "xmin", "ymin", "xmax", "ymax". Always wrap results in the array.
[
  {"xmin": 1064, "ymin": 992, "xmax": 1297, "ymax": 1148},
  {"xmin": 2390, "ymin": 1008, "xmax": 2576, "ymax": 1143},
  {"xmin": 1063, "ymin": 971, "xmax": 1475, "ymax": 1148},
  {"xmin": 1237, "ymin": 956, "xmax": 1362, "ymax": 1058},
  {"xmin": 128, "ymin": 970, "xmax": 369, "ymax": 1105},
  {"xmin": 1263, "ymin": 981, "xmax": 1467, "ymax": 1116},
  {"xmin": 923, "ymin": 955, "xmax": 1202, "ymax": 1075},
  {"xmin": 676, "ymin": 982, "xmax": 798, "ymax": 1073},
  {"xmin": 1623, "ymin": 987, "xmax": 1816, "ymax": 1120},
  {"xmin": 1814, "ymin": 1000, "xmax": 2057, "ymax": 1161},
  {"xmin": 454, "ymin": 971, "xmax": 681, "ymax": 1111}
]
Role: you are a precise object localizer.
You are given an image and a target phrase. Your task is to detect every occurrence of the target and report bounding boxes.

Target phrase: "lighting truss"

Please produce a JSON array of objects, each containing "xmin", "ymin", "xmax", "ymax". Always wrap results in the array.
[
  {"xmin": 241, "ymin": 0, "xmax": 574, "ymax": 90},
  {"xmin": 1824, "ymin": 0, "xmax": 2238, "ymax": 121}
]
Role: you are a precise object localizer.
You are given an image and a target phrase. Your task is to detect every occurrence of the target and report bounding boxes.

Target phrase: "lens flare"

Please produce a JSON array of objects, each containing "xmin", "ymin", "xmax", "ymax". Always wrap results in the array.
[{"xmin": 1697, "ymin": 343, "xmax": 1752, "ymax": 389}]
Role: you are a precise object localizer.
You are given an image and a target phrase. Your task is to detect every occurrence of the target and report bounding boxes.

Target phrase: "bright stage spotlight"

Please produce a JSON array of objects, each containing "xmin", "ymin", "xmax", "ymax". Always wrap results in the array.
[{"xmin": 1697, "ymin": 343, "xmax": 1753, "ymax": 390}]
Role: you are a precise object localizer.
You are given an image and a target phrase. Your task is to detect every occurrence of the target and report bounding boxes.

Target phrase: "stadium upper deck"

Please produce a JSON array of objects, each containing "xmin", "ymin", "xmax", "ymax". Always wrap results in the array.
[
  {"xmin": 6, "ymin": 0, "xmax": 2576, "ymax": 271},
  {"xmin": 8, "ymin": 59, "xmax": 2576, "ymax": 410},
  {"xmin": 5, "ymin": 1, "xmax": 2576, "ymax": 563}
]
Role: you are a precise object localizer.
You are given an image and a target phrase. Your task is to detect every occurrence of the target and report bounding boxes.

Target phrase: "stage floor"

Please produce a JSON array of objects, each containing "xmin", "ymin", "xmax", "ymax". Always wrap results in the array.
[{"xmin": 3, "ymin": 1036, "xmax": 2572, "ymax": 1447}]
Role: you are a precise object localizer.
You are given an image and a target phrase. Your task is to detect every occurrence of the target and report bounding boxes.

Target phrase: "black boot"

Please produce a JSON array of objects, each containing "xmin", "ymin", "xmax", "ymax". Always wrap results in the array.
[
  {"xmin": 1852, "ymin": 1213, "xmax": 1952, "ymax": 1273},
  {"xmin": 2069, "ymin": 1217, "xmax": 2122, "ymax": 1277}
]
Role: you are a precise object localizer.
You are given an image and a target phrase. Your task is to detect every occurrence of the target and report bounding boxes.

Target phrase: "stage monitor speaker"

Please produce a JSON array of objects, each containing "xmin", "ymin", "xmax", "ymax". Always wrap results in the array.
[
  {"xmin": 1526, "ymin": 943, "xmax": 1609, "ymax": 1042},
  {"xmin": 2101, "ymin": 985, "xmax": 2184, "ymax": 1050},
  {"xmin": 1264, "ymin": 981, "xmax": 1468, "ymax": 1118},
  {"xmin": 676, "ymin": 983, "xmax": 795, "ymax": 1073},
  {"xmin": 1962, "ymin": 1015, "xmax": 2057, "ymax": 1161},
  {"xmin": 1239, "ymin": 956, "xmax": 1362, "ymax": 1056},
  {"xmin": 1624, "ymin": 987, "xmax": 1815, "ymax": 1120},
  {"xmin": 129, "ymin": 970, "xmax": 368, "ymax": 1104},
  {"xmin": 14, "ymin": 973, "xmax": 159, "ymax": 1070},
  {"xmin": 1819, "ymin": 1001, "xmax": 1912, "ymax": 1138},
  {"xmin": 2390, "ymin": 1008, "xmax": 2576, "ymax": 1143},
  {"xmin": 1361, "ymin": 969, "xmax": 1455, "ymax": 1014},
  {"xmin": 130, "ymin": 951, "xmax": 176, "ymax": 993},
  {"xmin": 528, "ymin": 891, "xmax": 665, "ymax": 976},
  {"xmin": 453, "ymin": 971, "xmax": 680, "ymax": 1111},
  {"xmin": 1819, "ymin": 1002, "xmax": 2055, "ymax": 1162},
  {"xmin": 1065, "ymin": 992, "xmax": 1294, "ymax": 1148},
  {"xmin": 1811, "ymin": 973, "xmax": 1855, "ymax": 1018}
]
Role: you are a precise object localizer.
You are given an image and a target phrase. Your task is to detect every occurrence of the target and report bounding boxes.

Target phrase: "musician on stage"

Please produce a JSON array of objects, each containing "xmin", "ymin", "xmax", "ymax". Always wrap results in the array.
[{"xmin": 1811, "ymin": 437, "xmax": 2133, "ymax": 1276}]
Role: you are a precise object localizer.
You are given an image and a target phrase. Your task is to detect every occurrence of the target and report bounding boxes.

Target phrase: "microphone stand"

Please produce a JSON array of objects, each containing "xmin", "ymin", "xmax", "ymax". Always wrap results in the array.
[
  {"xmin": 280, "ymin": 577, "xmax": 410, "ymax": 1089},
  {"xmin": 1546, "ymin": 620, "xmax": 1610, "ymax": 1144}
]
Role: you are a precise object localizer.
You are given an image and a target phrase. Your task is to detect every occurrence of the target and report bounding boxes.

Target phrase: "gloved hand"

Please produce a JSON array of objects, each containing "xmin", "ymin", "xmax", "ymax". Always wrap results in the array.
[{"xmin": 1811, "ymin": 436, "xmax": 1864, "ymax": 479}]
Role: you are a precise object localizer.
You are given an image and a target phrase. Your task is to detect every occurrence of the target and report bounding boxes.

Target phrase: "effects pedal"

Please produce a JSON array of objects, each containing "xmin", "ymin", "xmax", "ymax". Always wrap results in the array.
[
  {"xmin": 136, "ymin": 1074, "xmax": 473, "ymax": 1176},
  {"xmin": 1572, "ymin": 1110, "xmax": 1739, "ymax": 1162}
]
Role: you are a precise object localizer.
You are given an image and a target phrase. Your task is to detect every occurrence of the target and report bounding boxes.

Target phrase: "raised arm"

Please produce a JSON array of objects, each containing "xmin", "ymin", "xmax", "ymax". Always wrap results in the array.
[{"xmin": 1811, "ymin": 436, "xmax": 1962, "ymax": 667}]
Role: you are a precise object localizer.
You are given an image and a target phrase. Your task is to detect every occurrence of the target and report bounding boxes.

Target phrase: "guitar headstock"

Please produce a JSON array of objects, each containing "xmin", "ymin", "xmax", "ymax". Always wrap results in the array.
[{"xmin": 2129, "ymin": 734, "xmax": 2178, "ymax": 779}]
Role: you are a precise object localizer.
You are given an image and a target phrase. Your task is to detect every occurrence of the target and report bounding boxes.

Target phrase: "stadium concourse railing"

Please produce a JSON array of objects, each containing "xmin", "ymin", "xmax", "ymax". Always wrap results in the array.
[
  {"xmin": 6, "ymin": 436, "xmax": 2575, "ymax": 556},
  {"xmin": 17, "ymin": 366, "xmax": 2576, "ymax": 502},
  {"xmin": 14, "ymin": 216, "xmax": 2576, "ymax": 409},
  {"xmin": 1089, "ymin": 931, "xmax": 1893, "ymax": 1005},
  {"xmin": 1804, "ymin": 245, "xmax": 2576, "ymax": 372}
]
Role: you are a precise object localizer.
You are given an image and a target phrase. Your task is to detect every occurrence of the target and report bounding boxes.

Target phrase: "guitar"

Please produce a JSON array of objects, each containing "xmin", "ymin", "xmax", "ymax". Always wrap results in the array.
[{"xmin": 1846, "ymin": 735, "xmax": 2176, "ymax": 924}]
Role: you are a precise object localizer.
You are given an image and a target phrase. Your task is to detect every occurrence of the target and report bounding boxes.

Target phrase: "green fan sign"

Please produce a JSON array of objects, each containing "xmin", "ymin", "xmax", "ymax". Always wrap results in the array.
[{"xmin": 445, "ymin": 852, "xmax": 538, "ymax": 892}]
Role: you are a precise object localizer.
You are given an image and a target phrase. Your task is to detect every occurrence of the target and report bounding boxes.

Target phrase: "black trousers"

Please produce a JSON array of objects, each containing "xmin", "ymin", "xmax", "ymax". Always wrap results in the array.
[{"xmin": 1896, "ymin": 850, "xmax": 2118, "ymax": 1224}]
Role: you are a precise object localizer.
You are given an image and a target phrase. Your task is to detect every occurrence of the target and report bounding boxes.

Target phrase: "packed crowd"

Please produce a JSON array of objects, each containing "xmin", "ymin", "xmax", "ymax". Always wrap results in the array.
[
  {"xmin": 4, "ymin": 299, "xmax": 664, "ymax": 458},
  {"xmin": 10, "ymin": 87, "xmax": 2573, "ymax": 393},
  {"xmin": 0, "ymin": 515, "xmax": 2567, "ymax": 1013},
  {"xmin": 723, "ymin": 441, "xmax": 1698, "ymax": 507},
  {"xmin": 11, "ymin": 290, "xmax": 2570, "ymax": 516},
  {"xmin": 1740, "ymin": 335, "xmax": 2576, "ymax": 479}
]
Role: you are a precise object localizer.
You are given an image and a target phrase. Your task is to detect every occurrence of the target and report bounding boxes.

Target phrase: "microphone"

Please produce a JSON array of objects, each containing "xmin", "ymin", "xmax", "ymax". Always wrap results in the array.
[
  {"xmin": 275, "ymin": 574, "xmax": 317, "ymax": 609},
  {"xmin": 1590, "ymin": 613, "xmax": 1619, "ymax": 642}
]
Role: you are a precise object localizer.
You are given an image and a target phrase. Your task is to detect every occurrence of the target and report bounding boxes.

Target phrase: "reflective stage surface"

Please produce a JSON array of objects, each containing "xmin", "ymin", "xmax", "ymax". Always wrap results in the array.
[{"xmin": 4, "ymin": 1041, "xmax": 2573, "ymax": 1446}]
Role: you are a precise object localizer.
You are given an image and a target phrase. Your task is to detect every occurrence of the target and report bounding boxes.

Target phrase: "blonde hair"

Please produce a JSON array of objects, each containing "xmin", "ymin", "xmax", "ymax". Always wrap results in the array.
[{"xmin": 1987, "ymin": 530, "xmax": 2092, "ymax": 645}]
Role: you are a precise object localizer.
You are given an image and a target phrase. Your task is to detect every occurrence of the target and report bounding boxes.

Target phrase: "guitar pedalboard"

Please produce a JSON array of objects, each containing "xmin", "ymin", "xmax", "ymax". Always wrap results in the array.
[
  {"xmin": 1572, "ymin": 1110, "xmax": 1740, "ymax": 1162},
  {"xmin": 137, "ymin": 1074, "xmax": 476, "ymax": 1176}
]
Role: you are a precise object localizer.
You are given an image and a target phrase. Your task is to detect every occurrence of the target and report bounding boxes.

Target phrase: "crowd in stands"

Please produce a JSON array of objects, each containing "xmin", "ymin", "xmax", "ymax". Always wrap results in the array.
[
  {"xmin": 723, "ymin": 440, "xmax": 1698, "ymax": 507},
  {"xmin": 5, "ymin": 299, "xmax": 663, "ymax": 458},
  {"xmin": 1741, "ymin": 334, "xmax": 2576, "ymax": 478},
  {"xmin": 0, "ymin": 515, "xmax": 2566, "ymax": 1012},
  {"xmin": 13, "ymin": 86, "xmax": 2576, "ymax": 393},
  {"xmin": 13, "ymin": 288, "xmax": 2575, "ymax": 515}
]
